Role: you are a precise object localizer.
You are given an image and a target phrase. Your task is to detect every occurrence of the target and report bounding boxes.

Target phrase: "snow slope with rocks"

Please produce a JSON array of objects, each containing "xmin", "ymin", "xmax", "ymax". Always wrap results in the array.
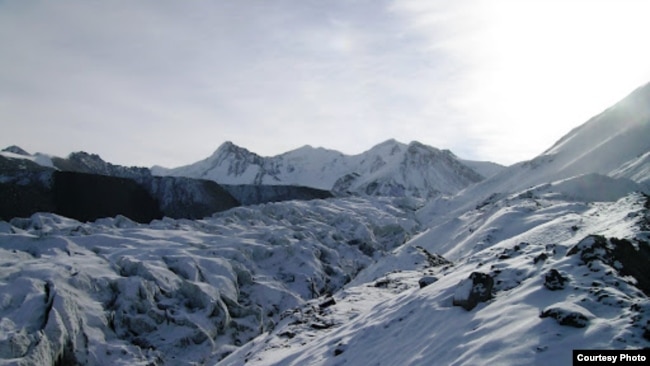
[{"xmin": 220, "ymin": 191, "xmax": 650, "ymax": 366}]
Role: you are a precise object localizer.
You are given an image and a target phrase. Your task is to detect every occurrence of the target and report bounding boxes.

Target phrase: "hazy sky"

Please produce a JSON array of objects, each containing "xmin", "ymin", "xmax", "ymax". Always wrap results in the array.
[{"xmin": 1, "ymin": 0, "xmax": 649, "ymax": 167}]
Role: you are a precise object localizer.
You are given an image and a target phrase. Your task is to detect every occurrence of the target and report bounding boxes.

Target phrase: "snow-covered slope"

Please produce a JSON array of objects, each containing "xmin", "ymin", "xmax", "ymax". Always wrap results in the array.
[
  {"xmin": 460, "ymin": 158, "xmax": 506, "ymax": 178},
  {"xmin": 153, "ymin": 139, "xmax": 489, "ymax": 198},
  {"xmin": 220, "ymin": 192, "xmax": 650, "ymax": 366},
  {"xmin": 419, "ymin": 82, "xmax": 650, "ymax": 221}
]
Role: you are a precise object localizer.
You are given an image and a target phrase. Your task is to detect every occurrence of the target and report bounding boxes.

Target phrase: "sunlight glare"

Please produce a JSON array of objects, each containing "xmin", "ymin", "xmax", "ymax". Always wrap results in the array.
[{"xmin": 467, "ymin": 0, "xmax": 650, "ymax": 163}]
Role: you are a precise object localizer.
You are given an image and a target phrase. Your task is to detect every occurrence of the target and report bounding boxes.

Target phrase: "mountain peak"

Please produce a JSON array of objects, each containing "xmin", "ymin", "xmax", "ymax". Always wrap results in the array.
[
  {"xmin": 2, "ymin": 145, "xmax": 30, "ymax": 156},
  {"xmin": 213, "ymin": 141, "xmax": 257, "ymax": 158}
]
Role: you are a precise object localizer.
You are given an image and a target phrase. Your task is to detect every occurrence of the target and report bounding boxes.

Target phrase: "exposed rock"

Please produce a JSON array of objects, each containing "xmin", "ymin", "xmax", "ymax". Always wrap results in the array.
[
  {"xmin": 418, "ymin": 276, "xmax": 438, "ymax": 289},
  {"xmin": 1, "ymin": 156, "xmax": 241, "ymax": 221},
  {"xmin": 0, "ymin": 154, "xmax": 49, "ymax": 171},
  {"xmin": 2, "ymin": 145, "xmax": 30, "ymax": 156},
  {"xmin": 543, "ymin": 269, "xmax": 569, "ymax": 291},
  {"xmin": 415, "ymin": 246, "xmax": 452, "ymax": 267},
  {"xmin": 318, "ymin": 298, "xmax": 336, "ymax": 310},
  {"xmin": 452, "ymin": 272, "xmax": 494, "ymax": 311},
  {"xmin": 221, "ymin": 184, "xmax": 332, "ymax": 206},
  {"xmin": 567, "ymin": 235, "xmax": 650, "ymax": 296},
  {"xmin": 540, "ymin": 304, "xmax": 590, "ymax": 328},
  {"xmin": 533, "ymin": 252, "xmax": 548, "ymax": 264},
  {"xmin": 52, "ymin": 171, "xmax": 162, "ymax": 223},
  {"xmin": 52, "ymin": 152, "xmax": 151, "ymax": 183},
  {"xmin": 148, "ymin": 176, "xmax": 239, "ymax": 219}
]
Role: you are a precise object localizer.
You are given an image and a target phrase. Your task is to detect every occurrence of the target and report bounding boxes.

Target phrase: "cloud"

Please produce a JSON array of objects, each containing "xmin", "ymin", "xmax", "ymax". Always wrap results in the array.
[{"xmin": 1, "ymin": 0, "xmax": 649, "ymax": 167}]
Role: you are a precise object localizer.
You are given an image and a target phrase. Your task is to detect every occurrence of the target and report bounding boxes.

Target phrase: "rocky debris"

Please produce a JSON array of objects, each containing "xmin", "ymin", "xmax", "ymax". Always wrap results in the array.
[
  {"xmin": 540, "ymin": 304, "xmax": 591, "ymax": 328},
  {"xmin": 453, "ymin": 272, "xmax": 494, "ymax": 311},
  {"xmin": 533, "ymin": 252, "xmax": 548, "ymax": 264},
  {"xmin": 567, "ymin": 235, "xmax": 650, "ymax": 296},
  {"xmin": 418, "ymin": 276, "xmax": 438, "ymax": 289},
  {"xmin": 318, "ymin": 298, "xmax": 336, "ymax": 310},
  {"xmin": 415, "ymin": 246, "xmax": 452, "ymax": 267},
  {"xmin": 543, "ymin": 269, "xmax": 569, "ymax": 291},
  {"xmin": 496, "ymin": 242, "xmax": 529, "ymax": 260}
]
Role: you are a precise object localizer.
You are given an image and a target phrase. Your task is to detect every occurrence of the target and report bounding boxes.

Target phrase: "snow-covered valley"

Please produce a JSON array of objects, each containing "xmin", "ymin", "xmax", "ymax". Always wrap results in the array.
[{"xmin": 1, "ymin": 83, "xmax": 650, "ymax": 365}]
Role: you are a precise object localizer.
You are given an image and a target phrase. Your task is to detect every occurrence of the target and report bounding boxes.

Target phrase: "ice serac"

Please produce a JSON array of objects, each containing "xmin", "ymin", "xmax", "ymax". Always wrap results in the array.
[{"xmin": 157, "ymin": 139, "xmax": 488, "ymax": 198}]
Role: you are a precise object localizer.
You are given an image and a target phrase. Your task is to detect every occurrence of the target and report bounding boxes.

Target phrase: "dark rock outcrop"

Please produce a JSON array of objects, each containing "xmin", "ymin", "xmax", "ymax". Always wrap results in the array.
[
  {"xmin": 1, "ymin": 149, "xmax": 334, "ymax": 222},
  {"xmin": 418, "ymin": 276, "xmax": 438, "ymax": 289},
  {"xmin": 543, "ymin": 269, "xmax": 568, "ymax": 291},
  {"xmin": 148, "ymin": 177, "xmax": 239, "ymax": 219},
  {"xmin": 567, "ymin": 235, "xmax": 650, "ymax": 296},
  {"xmin": 52, "ymin": 171, "xmax": 163, "ymax": 223},
  {"xmin": 221, "ymin": 184, "xmax": 332, "ymax": 206},
  {"xmin": 0, "ymin": 170, "xmax": 55, "ymax": 220},
  {"xmin": 452, "ymin": 272, "xmax": 494, "ymax": 311},
  {"xmin": 0, "ymin": 170, "xmax": 239, "ymax": 223},
  {"xmin": 540, "ymin": 305, "xmax": 590, "ymax": 328}
]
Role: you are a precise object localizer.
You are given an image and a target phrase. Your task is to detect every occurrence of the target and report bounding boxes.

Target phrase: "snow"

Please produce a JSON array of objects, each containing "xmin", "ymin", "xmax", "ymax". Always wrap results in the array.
[
  {"xmin": 1, "ymin": 83, "xmax": 649, "ymax": 365},
  {"xmin": 0, "ymin": 197, "xmax": 420, "ymax": 365},
  {"xmin": 460, "ymin": 159, "xmax": 506, "ymax": 178},
  {"xmin": 220, "ymin": 193, "xmax": 650, "ymax": 366},
  {"xmin": 155, "ymin": 140, "xmax": 484, "ymax": 198},
  {"xmin": 611, "ymin": 151, "xmax": 650, "ymax": 186}
]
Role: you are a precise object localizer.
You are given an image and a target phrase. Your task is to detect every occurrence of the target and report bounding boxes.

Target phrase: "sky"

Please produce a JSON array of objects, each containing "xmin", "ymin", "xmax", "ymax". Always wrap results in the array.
[{"xmin": 1, "ymin": 0, "xmax": 649, "ymax": 168}]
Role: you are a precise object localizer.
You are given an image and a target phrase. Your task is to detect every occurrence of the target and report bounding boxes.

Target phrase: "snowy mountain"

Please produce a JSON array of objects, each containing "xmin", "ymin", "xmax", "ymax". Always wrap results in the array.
[
  {"xmin": 153, "ymin": 139, "xmax": 494, "ymax": 198},
  {"xmin": 0, "ymin": 82, "xmax": 649, "ymax": 366},
  {"xmin": 419, "ymin": 82, "xmax": 650, "ymax": 221}
]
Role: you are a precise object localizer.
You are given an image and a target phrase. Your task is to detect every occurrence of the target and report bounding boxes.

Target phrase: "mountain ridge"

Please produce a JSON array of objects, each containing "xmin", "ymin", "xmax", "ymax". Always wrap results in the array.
[{"xmin": 153, "ymin": 139, "xmax": 500, "ymax": 198}]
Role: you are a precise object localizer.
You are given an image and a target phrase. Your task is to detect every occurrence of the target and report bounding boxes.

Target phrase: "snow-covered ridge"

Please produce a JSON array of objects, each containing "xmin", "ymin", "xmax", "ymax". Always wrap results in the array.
[
  {"xmin": 154, "ymin": 139, "xmax": 497, "ymax": 198},
  {"xmin": 418, "ymin": 82, "xmax": 650, "ymax": 220}
]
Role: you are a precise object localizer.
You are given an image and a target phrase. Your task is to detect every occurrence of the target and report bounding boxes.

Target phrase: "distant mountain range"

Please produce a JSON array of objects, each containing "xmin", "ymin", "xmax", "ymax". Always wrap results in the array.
[
  {"xmin": 152, "ymin": 139, "xmax": 503, "ymax": 198},
  {"xmin": 1, "ymin": 136, "xmax": 507, "ymax": 222}
]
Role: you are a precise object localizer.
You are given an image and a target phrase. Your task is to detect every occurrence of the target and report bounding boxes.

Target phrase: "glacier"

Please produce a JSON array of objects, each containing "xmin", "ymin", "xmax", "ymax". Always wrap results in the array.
[{"xmin": 0, "ymin": 82, "xmax": 649, "ymax": 365}]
